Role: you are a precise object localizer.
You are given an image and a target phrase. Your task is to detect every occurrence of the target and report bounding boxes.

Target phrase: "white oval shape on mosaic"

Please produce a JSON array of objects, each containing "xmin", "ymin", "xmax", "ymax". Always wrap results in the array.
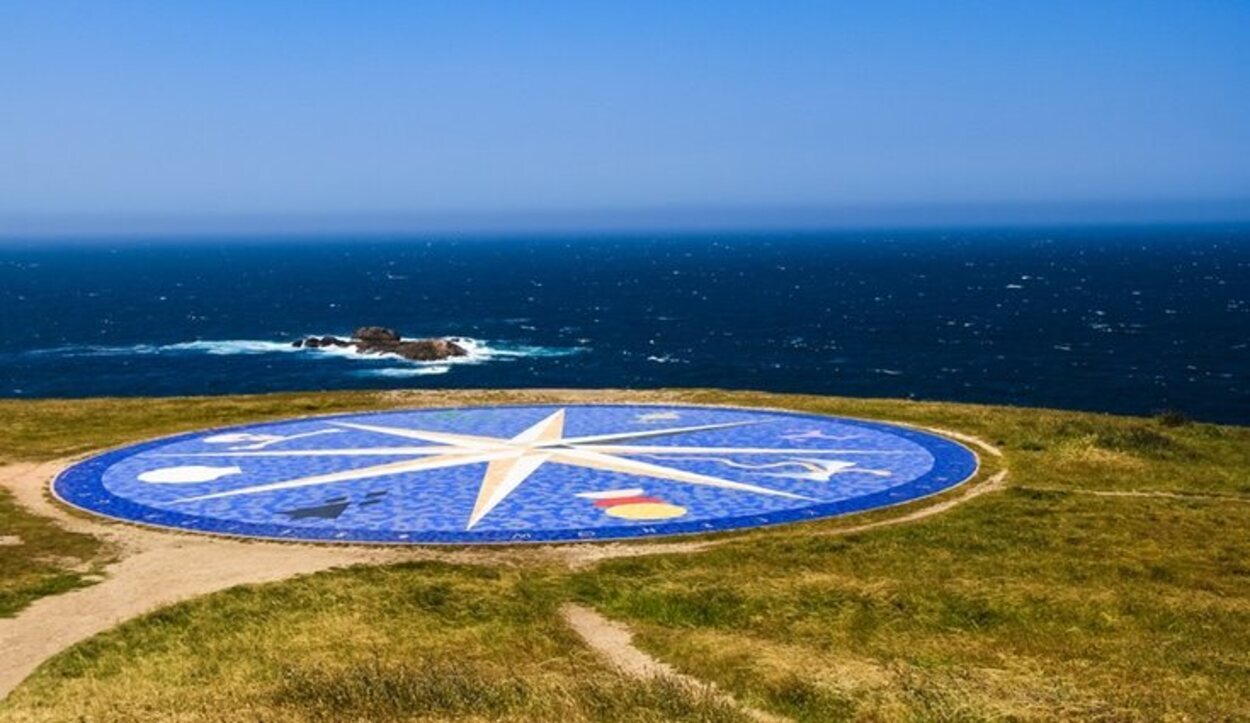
[{"xmin": 137, "ymin": 465, "xmax": 243, "ymax": 484}]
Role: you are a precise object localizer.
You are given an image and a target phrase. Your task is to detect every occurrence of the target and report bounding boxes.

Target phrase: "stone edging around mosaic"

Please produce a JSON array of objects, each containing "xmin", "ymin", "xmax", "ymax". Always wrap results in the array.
[{"xmin": 53, "ymin": 404, "xmax": 980, "ymax": 545}]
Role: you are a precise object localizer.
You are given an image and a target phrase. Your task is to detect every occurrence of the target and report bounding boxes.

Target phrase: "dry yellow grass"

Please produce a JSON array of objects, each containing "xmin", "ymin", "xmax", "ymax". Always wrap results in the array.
[{"xmin": 1, "ymin": 389, "xmax": 1247, "ymax": 720}]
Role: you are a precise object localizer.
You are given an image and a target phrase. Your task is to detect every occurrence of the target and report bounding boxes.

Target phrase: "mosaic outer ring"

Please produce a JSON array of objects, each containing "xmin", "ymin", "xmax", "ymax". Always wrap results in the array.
[{"xmin": 52, "ymin": 403, "xmax": 980, "ymax": 545}]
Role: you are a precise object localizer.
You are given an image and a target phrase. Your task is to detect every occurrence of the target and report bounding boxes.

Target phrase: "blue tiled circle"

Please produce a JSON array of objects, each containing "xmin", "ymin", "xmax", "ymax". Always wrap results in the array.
[{"xmin": 53, "ymin": 404, "xmax": 978, "ymax": 544}]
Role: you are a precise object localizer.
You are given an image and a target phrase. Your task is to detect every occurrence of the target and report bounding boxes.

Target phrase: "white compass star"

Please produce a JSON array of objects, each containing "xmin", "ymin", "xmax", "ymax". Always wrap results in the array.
[{"xmin": 157, "ymin": 409, "xmax": 905, "ymax": 529}]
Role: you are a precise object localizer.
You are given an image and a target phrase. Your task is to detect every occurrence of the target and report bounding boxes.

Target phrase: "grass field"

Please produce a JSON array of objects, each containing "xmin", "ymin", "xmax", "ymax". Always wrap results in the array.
[{"xmin": 1, "ymin": 389, "xmax": 1248, "ymax": 721}]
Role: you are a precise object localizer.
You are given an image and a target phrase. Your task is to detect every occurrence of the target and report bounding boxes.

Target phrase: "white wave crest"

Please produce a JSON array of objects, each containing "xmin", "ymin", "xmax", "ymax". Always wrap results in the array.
[
  {"xmin": 447, "ymin": 337, "xmax": 584, "ymax": 361},
  {"xmin": 26, "ymin": 336, "xmax": 587, "ymax": 370},
  {"xmin": 25, "ymin": 340, "xmax": 300, "ymax": 357},
  {"xmin": 353, "ymin": 366, "xmax": 452, "ymax": 378},
  {"xmin": 163, "ymin": 340, "xmax": 302, "ymax": 355}
]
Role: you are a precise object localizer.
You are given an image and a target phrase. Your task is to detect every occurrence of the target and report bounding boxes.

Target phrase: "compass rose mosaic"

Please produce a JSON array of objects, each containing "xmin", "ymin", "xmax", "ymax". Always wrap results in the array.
[{"xmin": 53, "ymin": 404, "xmax": 978, "ymax": 544}]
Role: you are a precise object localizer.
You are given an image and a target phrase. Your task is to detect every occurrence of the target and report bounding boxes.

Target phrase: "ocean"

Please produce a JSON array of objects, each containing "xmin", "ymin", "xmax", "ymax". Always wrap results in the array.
[{"xmin": 1, "ymin": 226, "xmax": 1247, "ymax": 424}]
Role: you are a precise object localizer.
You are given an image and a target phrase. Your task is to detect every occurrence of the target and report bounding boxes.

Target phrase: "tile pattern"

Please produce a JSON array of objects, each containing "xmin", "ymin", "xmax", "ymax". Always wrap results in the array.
[{"xmin": 53, "ymin": 404, "xmax": 978, "ymax": 544}]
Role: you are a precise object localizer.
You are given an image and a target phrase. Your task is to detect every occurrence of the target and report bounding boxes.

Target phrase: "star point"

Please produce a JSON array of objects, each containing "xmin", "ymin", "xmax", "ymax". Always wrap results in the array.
[{"xmin": 160, "ymin": 408, "xmax": 881, "ymax": 528}]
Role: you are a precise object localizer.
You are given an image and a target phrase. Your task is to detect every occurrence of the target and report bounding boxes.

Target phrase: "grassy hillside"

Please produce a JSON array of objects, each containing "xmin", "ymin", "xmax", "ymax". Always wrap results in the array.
[{"xmin": 2, "ymin": 390, "xmax": 1248, "ymax": 720}]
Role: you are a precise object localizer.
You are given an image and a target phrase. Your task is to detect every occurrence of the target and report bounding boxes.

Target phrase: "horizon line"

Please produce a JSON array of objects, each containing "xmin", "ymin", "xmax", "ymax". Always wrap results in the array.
[{"xmin": 2, "ymin": 199, "xmax": 1249, "ymax": 240}]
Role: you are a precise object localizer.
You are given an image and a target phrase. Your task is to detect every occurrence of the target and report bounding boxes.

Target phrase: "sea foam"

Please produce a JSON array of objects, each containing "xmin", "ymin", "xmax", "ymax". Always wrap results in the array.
[
  {"xmin": 352, "ymin": 366, "xmax": 452, "ymax": 377},
  {"xmin": 27, "ymin": 336, "xmax": 585, "ymax": 371}
]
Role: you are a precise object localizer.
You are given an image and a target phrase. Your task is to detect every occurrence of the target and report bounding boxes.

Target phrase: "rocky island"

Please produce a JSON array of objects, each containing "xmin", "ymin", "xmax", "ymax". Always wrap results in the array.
[{"xmin": 292, "ymin": 327, "xmax": 469, "ymax": 362}]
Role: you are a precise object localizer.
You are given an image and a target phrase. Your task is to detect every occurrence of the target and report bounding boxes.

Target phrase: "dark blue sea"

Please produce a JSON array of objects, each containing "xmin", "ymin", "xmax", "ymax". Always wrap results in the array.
[{"xmin": 1, "ymin": 227, "xmax": 1247, "ymax": 424}]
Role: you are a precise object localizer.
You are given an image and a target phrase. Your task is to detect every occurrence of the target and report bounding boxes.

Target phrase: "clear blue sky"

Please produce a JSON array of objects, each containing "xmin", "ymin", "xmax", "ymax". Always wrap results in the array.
[{"xmin": 2, "ymin": 1, "xmax": 1248, "ymax": 234}]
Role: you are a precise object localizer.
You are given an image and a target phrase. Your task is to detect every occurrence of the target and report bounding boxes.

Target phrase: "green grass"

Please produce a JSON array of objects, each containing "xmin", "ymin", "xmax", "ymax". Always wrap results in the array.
[
  {"xmin": 3, "ymin": 562, "xmax": 747, "ymax": 722},
  {"xmin": 569, "ymin": 490, "xmax": 1250, "ymax": 719},
  {"xmin": 2, "ymin": 389, "xmax": 1249, "ymax": 720},
  {"xmin": 0, "ymin": 489, "xmax": 107, "ymax": 617}
]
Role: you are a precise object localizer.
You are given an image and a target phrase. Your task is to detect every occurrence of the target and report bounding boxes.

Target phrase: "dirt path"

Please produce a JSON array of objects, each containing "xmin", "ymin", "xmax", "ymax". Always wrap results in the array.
[
  {"xmin": 562, "ymin": 603, "xmax": 790, "ymax": 723},
  {"xmin": 811, "ymin": 468, "xmax": 1008, "ymax": 539}
]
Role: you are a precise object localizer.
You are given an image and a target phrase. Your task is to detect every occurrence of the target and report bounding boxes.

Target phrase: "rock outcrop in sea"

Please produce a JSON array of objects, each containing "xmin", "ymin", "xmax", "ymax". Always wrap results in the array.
[{"xmin": 292, "ymin": 327, "xmax": 468, "ymax": 362}]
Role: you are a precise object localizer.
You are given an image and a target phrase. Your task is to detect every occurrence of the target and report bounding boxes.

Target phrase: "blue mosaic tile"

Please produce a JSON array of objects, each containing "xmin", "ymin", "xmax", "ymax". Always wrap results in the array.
[{"xmin": 53, "ymin": 404, "xmax": 978, "ymax": 544}]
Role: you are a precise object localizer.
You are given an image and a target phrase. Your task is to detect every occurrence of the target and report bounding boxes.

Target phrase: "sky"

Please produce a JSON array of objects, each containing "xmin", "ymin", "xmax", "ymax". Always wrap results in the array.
[{"xmin": 1, "ymin": 1, "xmax": 1248, "ymax": 235}]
